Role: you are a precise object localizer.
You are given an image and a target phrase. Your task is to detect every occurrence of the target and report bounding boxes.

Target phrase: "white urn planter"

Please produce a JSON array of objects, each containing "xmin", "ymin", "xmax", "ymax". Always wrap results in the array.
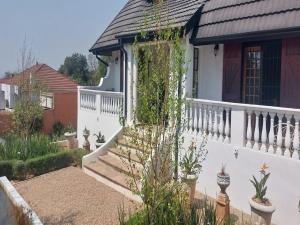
[
  {"xmin": 64, "ymin": 132, "xmax": 76, "ymax": 149},
  {"xmin": 249, "ymin": 198, "xmax": 276, "ymax": 225},
  {"xmin": 182, "ymin": 174, "xmax": 198, "ymax": 204},
  {"xmin": 95, "ymin": 141, "xmax": 104, "ymax": 149}
]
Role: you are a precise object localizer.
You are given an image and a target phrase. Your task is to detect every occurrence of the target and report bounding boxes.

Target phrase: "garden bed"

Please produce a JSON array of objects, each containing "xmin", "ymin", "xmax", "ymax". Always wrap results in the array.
[{"xmin": 0, "ymin": 134, "xmax": 87, "ymax": 179}]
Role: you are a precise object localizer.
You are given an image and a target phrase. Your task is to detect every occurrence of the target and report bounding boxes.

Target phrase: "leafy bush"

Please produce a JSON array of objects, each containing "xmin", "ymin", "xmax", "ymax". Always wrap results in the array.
[
  {"xmin": 13, "ymin": 160, "xmax": 27, "ymax": 180},
  {"xmin": 0, "ymin": 149, "xmax": 86, "ymax": 180},
  {"xmin": 53, "ymin": 121, "xmax": 65, "ymax": 137},
  {"xmin": 0, "ymin": 160, "xmax": 15, "ymax": 179},
  {"xmin": 26, "ymin": 151, "xmax": 73, "ymax": 176},
  {"xmin": 71, "ymin": 149, "xmax": 88, "ymax": 168},
  {"xmin": 0, "ymin": 134, "xmax": 60, "ymax": 161}
]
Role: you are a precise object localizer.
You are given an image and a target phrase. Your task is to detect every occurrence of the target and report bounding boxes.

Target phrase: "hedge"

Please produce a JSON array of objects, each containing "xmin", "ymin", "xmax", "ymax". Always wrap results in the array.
[
  {"xmin": 26, "ymin": 151, "xmax": 73, "ymax": 176},
  {"xmin": 0, "ymin": 160, "xmax": 15, "ymax": 179},
  {"xmin": 0, "ymin": 149, "xmax": 87, "ymax": 180}
]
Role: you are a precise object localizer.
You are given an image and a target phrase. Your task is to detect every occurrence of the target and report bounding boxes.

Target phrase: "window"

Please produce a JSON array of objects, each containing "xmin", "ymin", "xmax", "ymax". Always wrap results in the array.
[
  {"xmin": 192, "ymin": 48, "xmax": 199, "ymax": 98},
  {"xmin": 40, "ymin": 93, "xmax": 54, "ymax": 109},
  {"xmin": 243, "ymin": 41, "xmax": 281, "ymax": 106}
]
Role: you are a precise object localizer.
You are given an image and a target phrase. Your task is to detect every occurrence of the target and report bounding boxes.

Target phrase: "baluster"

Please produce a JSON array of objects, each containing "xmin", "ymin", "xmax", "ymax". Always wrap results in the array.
[
  {"xmin": 193, "ymin": 103, "xmax": 198, "ymax": 132},
  {"xmin": 292, "ymin": 121, "xmax": 300, "ymax": 160},
  {"xmin": 261, "ymin": 112, "xmax": 268, "ymax": 152},
  {"xmin": 213, "ymin": 107, "xmax": 219, "ymax": 140},
  {"xmin": 224, "ymin": 108, "xmax": 230, "ymax": 143},
  {"xmin": 203, "ymin": 106, "xmax": 208, "ymax": 135},
  {"xmin": 246, "ymin": 111, "xmax": 253, "ymax": 148},
  {"xmin": 253, "ymin": 112, "xmax": 260, "ymax": 149},
  {"xmin": 218, "ymin": 108, "xmax": 224, "ymax": 141},
  {"xmin": 284, "ymin": 118, "xmax": 291, "ymax": 158},
  {"xmin": 197, "ymin": 105, "xmax": 202, "ymax": 134},
  {"xmin": 208, "ymin": 107, "xmax": 213, "ymax": 138},
  {"xmin": 268, "ymin": 113, "xmax": 275, "ymax": 154},
  {"xmin": 276, "ymin": 114, "xmax": 283, "ymax": 155},
  {"xmin": 188, "ymin": 103, "xmax": 192, "ymax": 131}
]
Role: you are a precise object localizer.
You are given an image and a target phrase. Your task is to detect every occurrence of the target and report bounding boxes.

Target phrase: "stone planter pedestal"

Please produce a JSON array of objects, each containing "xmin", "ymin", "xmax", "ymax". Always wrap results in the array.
[
  {"xmin": 216, "ymin": 173, "xmax": 230, "ymax": 221},
  {"xmin": 64, "ymin": 132, "xmax": 76, "ymax": 149},
  {"xmin": 249, "ymin": 198, "xmax": 275, "ymax": 225}
]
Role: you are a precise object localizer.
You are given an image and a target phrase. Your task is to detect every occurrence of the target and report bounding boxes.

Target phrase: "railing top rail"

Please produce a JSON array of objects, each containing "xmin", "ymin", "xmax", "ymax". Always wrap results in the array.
[
  {"xmin": 79, "ymin": 88, "xmax": 124, "ymax": 96},
  {"xmin": 186, "ymin": 98, "xmax": 300, "ymax": 115}
]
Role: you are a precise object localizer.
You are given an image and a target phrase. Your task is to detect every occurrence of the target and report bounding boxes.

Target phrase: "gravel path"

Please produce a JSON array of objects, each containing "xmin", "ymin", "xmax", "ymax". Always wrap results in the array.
[{"xmin": 14, "ymin": 167, "xmax": 139, "ymax": 225}]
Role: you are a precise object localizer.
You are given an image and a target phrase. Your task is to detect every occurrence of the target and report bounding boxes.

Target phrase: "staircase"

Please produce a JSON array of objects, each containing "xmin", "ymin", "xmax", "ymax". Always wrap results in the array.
[{"xmin": 83, "ymin": 128, "xmax": 151, "ymax": 201}]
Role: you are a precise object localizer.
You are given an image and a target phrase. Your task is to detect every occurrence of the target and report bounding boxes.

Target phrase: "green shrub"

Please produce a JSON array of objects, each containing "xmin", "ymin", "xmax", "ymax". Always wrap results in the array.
[
  {"xmin": 13, "ymin": 160, "xmax": 27, "ymax": 180},
  {"xmin": 0, "ymin": 134, "xmax": 60, "ymax": 161},
  {"xmin": 26, "ymin": 151, "xmax": 73, "ymax": 176},
  {"xmin": 53, "ymin": 121, "xmax": 65, "ymax": 137},
  {"xmin": 0, "ymin": 149, "xmax": 86, "ymax": 180},
  {"xmin": 71, "ymin": 149, "xmax": 88, "ymax": 168},
  {"xmin": 0, "ymin": 160, "xmax": 15, "ymax": 179}
]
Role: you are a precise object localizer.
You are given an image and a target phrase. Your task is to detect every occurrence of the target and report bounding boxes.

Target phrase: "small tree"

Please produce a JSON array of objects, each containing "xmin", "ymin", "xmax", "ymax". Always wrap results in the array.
[{"xmin": 12, "ymin": 39, "xmax": 44, "ymax": 138}]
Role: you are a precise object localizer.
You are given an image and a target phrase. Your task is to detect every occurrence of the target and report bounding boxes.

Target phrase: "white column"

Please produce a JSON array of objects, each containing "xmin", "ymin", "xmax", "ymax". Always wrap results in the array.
[
  {"xmin": 246, "ymin": 111, "xmax": 252, "ymax": 148},
  {"xmin": 284, "ymin": 119, "xmax": 291, "ymax": 158},
  {"xmin": 260, "ymin": 113, "xmax": 268, "ymax": 152},
  {"xmin": 208, "ymin": 107, "xmax": 213, "ymax": 138},
  {"xmin": 292, "ymin": 121, "xmax": 300, "ymax": 160},
  {"xmin": 253, "ymin": 112, "xmax": 260, "ymax": 149},
  {"xmin": 224, "ymin": 108, "xmax": 230, "ymax": 143},
  {"xmin": 213, "ymin": 107, "xmax": 219, "ymax": 140},
  {"xmin": 197, "ymin": 105, "xmax": 203, "ymax": 134},
  {"xmin": 188, "ymin": 103, "xmax": 193, "ymax": 132},
  {"xmin": 218, "ymin": 108, "xmax": 224, "ymax": 141},
  {"xmin": 193, "ymin": 103, "xmax": 198, "ymax": 132},
  {"xmin": 203, "ymin": 106, "xmax": 208, "ymax": 135},
  {"xmin": 268, "ymin": 113, "xmax": 275, "ymax": 154},
  {"xmin": 276, "ymin": 114, "xmax": 283, "ymax": 155}
]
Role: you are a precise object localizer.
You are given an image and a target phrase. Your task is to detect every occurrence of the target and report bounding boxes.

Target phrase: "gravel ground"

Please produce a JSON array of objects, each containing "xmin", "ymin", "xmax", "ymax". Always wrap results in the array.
[{"xmin": 14, "ymin": 167, "xmax": 139, "ymax": 225}]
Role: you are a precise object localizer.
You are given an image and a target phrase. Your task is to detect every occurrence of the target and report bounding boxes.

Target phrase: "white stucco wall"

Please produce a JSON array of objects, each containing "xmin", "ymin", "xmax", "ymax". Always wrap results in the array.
[
  {"xmin": 197, "ymin": 44, "xmax": 224, "ymax": 101},
  {"xmin": 182, "ymin": 133, "xmax": 300, "ymax": 225},
  {"xmin": 0, "ymin": 83, "xmax": 17, "ymax": 108},
  {"xmin": 99, "ymin": 51, "xmax": 121, "ymax": 92}
]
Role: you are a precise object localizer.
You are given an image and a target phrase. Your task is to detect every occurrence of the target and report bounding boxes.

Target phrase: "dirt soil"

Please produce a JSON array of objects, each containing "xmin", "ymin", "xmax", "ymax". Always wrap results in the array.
[{"xmin": 14, "ymin": 166, "xmax": 138, "ymax": 225}]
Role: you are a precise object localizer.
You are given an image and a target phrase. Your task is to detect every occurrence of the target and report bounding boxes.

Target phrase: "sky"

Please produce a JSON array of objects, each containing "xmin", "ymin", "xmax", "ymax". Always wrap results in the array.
[{"xmin": 0, "ymin": 0, "xmax": 127, "ymax": 76}]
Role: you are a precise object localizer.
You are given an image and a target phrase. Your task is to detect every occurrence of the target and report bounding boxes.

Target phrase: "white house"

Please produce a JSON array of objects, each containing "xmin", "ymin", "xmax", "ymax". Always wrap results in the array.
[{"xmin": 78, "ymin": 1, "xmax": 300, "ymax": 224}]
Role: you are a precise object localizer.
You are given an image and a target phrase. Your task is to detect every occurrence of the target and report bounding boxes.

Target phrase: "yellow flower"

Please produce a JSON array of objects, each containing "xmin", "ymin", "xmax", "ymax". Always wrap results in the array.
[{"xmin": 260, "ymin": 163, "xmax": 269, "ymax": 174}]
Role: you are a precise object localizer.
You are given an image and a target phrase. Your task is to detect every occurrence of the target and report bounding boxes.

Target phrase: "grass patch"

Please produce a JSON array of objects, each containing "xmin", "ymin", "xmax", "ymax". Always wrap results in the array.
[{"xmin": 0, "ymin": 134, "xmax": 60, "ymax": 161}]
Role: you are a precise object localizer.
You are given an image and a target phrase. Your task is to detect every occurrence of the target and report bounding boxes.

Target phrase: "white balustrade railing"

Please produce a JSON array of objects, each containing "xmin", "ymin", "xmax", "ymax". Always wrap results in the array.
[
  {"xmin": 245, "ymin": 105, "xmax": 300, "ymax": 160},
  {"xmin": 100, "ymin": 92, "xmax": 124, "ymax": 115},
  {"xmin": 79, "ymin": 88, "xmax": 124, "ymax": 116},
  {"xmin": 80, "ymin": 91, "xmax": 96, "ymax": 110},
  {"xmin": 186, "ymin": 98, "xmax": 300, "ymax": 160},
  {"xmin": 186, "ymin": 98, "xmax": 232, "ymax": 143}
]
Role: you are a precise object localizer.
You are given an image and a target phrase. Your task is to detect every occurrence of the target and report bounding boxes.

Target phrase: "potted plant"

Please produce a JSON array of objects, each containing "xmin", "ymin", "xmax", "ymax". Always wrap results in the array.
[
  {"xmin": 64, "ymin": 124, "xmax": 76, "ymax": 149},
  {"xmin": 94, "ymin": 131, "xmax": 105, "ymax": 149},
  {"xmin": 180, "ymin": 137, "xmax": 207, "ymax": 203},
  {"xmin": 249, "ymin": 163, "xmax": 275, "ymax": 225},
  {"xmin": 217, "ymin": 164, "xmax": 230, "ymax": 193}
]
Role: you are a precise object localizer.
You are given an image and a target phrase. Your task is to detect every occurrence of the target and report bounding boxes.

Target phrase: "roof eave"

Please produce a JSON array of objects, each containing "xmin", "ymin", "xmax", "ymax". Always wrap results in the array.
[
  {"xmin": 89, "ymin": 43, "xmax": 122, "ymax": 56},
  {"xmin": 191, "ymin": 26, "xmax": 300, "ymax": 45}
]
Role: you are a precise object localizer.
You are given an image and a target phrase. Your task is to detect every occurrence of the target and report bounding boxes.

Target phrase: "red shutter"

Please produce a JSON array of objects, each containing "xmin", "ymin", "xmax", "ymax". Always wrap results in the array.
[
  {"xmin": 281, "ymin": 38, "xmax": 300, "ymax": 108},
  {"xmin": 222, "ymin": 43, "xmax": 242, "ymax": 103}
]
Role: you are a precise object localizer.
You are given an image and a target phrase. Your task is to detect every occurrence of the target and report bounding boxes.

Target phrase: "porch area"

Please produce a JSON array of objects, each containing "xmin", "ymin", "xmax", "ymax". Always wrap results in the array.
[{"xmin": 77, "ymin": 87, "xmax": 124, "ymax": 150}]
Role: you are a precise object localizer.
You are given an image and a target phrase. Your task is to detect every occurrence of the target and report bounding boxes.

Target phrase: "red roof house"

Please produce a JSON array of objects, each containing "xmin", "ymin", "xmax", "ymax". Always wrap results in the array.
[{"xmin": 0, "ymin": 64, "xmax": 78, "ymax": 134}]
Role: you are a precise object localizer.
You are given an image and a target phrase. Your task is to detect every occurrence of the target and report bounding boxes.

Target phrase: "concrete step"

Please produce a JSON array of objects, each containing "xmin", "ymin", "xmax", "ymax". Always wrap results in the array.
[
  {"xmin": 116, "ymin": 138, "xmax": 152, "ymax": 154},
  {"xmin": 108, "ymin": 147, "xmax": 145, "ymax": 165},
  {"xmin": 123, "ymin": 128, "xmax": 159, "ymax": 145},
  {"xmin": 84, "ymin": 160, "xmax": 133, "ymax": 191},
  {"xmin": 98, "ymin": 154, "xmax": 140, "ymax": 178}
]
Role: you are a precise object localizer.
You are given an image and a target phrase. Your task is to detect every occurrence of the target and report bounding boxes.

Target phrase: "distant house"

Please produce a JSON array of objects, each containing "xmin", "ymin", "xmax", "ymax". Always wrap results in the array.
[{"xmin": 0, "ymin": 64, "xmax": 78, "ymax": 134}]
